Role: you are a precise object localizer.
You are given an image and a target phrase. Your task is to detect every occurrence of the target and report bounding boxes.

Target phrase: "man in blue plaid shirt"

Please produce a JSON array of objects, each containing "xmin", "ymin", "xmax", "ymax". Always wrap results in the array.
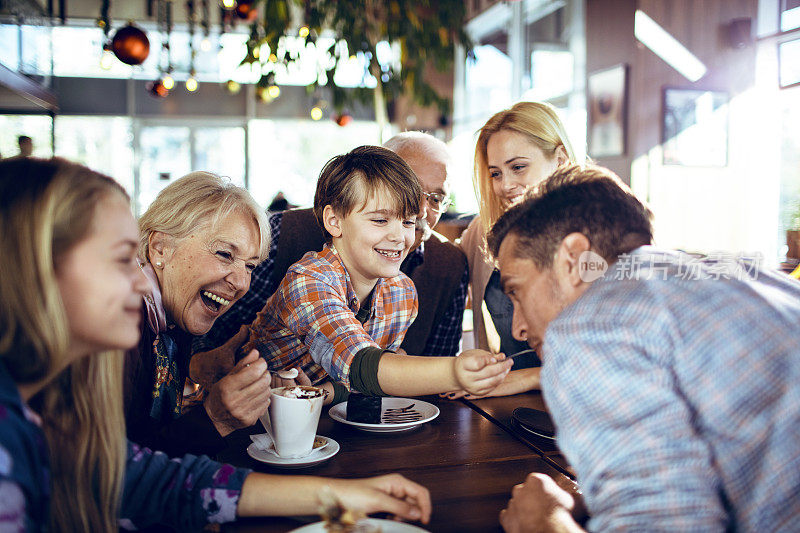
[
  {"xmin": 494, "ymin": 165, "xmax": 800, "ymax": 532},
  {"xmin": 194, "ymin": 132, "xmax": 468, "ymax": 360}
]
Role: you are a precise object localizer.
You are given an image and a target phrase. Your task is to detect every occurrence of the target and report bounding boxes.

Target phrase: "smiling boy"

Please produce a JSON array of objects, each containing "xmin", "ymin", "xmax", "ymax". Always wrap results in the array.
[{"xmin": 244, "ymin": 146, "xmax": 510, "ymax": 400}]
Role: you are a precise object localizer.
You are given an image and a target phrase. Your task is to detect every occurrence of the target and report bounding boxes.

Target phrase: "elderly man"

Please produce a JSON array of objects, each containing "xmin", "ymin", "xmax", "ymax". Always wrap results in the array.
[
  {"xmin": 493, "ymin": 164, "xmax": 800, "ymax": 532},
  {"xmin": 196, "ymin": 132, "xmax": 468, "ymax": 358}
]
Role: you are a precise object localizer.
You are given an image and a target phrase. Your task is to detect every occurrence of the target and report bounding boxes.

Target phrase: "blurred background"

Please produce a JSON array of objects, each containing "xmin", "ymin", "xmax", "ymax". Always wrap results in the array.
[{"xmin": 1, "ymin": 0, "xmax": 798, "ymax": 264}]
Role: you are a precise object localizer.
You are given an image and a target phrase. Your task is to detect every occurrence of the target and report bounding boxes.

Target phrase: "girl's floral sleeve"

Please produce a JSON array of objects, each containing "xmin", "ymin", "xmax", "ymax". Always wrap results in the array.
[{"xmin": 120, "ymin": 441, "xmax": 252, "ymax": 531}]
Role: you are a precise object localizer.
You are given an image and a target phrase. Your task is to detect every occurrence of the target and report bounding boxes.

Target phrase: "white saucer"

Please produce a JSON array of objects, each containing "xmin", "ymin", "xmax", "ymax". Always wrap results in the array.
[
  {"xmin": 289, "ymin": 518, "xmax": 428, "ymax": 532},
  {"xmin": 328, "ymin": 398, "xmax": 439, "ymax": 433},
  {"xmin": 246, "ymin": 435, "xmax": 339, "ymax": 468}
]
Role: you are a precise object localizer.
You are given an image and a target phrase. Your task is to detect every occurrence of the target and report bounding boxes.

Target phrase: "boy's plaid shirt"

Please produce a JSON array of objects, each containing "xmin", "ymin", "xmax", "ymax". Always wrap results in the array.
[{"xmin": 244, "ymin": 244, "xmax": 418, "ymax": 387}]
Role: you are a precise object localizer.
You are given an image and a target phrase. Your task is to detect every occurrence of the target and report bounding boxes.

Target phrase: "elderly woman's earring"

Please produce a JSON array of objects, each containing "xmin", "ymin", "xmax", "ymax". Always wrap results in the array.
[{"xmin": 154, "ymin": 261, "xmax": 164, "ymax": 269}]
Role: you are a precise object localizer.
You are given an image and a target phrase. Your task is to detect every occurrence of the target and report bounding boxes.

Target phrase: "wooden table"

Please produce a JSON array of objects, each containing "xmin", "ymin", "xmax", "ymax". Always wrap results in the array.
[
  {"xmin": 220, "ymin": 392, "xmax": 565, "ymax": 533},
  {"xmin": 463, "ymin": 393, "xmax": 573, "ymax": 478}
]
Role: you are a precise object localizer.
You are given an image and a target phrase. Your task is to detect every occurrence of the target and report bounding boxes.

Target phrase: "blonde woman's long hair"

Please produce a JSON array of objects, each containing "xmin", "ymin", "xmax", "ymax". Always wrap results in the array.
[
  {"xmin": 0, "ymin": 157, "xmax": 128, "ymax": 531},
  {"xmin": 474, "ymin": 101, "xmax": 577, "ymax": 234}
]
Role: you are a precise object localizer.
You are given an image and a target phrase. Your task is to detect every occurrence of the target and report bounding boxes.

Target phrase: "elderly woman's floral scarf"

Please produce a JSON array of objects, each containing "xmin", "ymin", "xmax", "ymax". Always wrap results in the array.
[{"xmin": 141, "ymin": 264, "xmax": 184, "ymax": 420}]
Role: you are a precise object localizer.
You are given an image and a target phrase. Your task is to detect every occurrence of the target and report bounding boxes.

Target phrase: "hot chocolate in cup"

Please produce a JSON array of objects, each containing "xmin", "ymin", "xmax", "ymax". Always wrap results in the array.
[
  {"xmin": 260, "ymin": 385, "xmax": 326, "ymax": 458},
  {"xmin": 273, "ymin": 385, "xmax": 326, "ymax": 400}
]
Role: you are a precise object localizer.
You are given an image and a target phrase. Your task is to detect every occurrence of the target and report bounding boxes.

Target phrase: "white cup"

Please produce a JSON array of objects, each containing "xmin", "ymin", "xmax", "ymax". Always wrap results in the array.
[{"xmin": 260, "ymin": 386, "xmax": 326, "ymax": 458}]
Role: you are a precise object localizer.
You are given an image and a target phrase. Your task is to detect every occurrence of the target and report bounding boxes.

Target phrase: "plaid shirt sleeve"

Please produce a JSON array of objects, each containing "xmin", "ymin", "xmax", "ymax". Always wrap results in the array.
[
  {"xmin": 420, "ymin": 264, "xmax": 468, "ymax": 357},
  {"xmin": 253, "ymin": 267, "xmax": 381, "ymax": 386},
  {"xmin": 192, "ymin": 211, "xmax": 283, "ymax": 353}
]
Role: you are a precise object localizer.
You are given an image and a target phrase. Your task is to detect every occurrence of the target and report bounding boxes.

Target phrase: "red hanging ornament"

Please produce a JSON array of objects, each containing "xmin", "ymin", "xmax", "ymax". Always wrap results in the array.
[
  {"xmin": 334, "ymin": 113, "xmax": 353, "ymax": 127},
  {"xmin": 234, "ymin": 0, "xmax": 258, "ymax": 21},
  {"xmin": 111, "ymin": 24, "xmax": 150, "ymax": 65},
  {"xmin": 147, "ymin": 78, "xmax": 169, "ymax": 98}
]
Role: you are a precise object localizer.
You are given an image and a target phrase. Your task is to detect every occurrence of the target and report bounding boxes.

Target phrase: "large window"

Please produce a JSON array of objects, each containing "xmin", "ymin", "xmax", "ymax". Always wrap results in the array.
[
  {"xmin": 248, "ymin": 119, "xmax": 379, "ymax": 209},
  {"xmin": 138, "ymin": 126, "xmax": 193, "ymax": 213},
  {"xmin": 137, "ymin": 123, "xmax": 246, "ymax": 214},
  {"xmin": 46, "ymin": 24, "xmax": 388, "ymax": 88},
  {"xmin": 54, "ymin": 116, "xmax": 134, "ymax": 194},
  {"xmin": 452, "ymin": 0, "xmax": 586, "ymax": 215},
  {"xmin": 0, "ymin": 115, "xmax": 53, "ymax": 158}
]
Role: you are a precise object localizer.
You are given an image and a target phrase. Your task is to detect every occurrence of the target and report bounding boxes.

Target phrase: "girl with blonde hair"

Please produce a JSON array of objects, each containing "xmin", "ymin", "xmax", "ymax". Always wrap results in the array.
[
  {"xmin": 448, "ymin": 101, "xmax": 578, "ymax": 399},
  {"xmin": 0, "ymin": 158, "xmax": 430, "ymax": 531}
]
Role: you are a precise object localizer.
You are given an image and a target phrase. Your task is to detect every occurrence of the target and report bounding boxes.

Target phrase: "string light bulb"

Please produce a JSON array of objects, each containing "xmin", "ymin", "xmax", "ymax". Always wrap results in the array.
[
  {"xmin": 224, "ymin": 79, "xmax": 241, "ymax": 94},
  {"xmin": 200, "ymin": 37, "xmax": 211, "ymax": 51},
  {"xmin": 299, "ymin": 26, "xmax": 309, "ymax": 38},
  {"xmin": 100, "ymin": 44, "xmax": 114, "ymax": 69},
  {"xmin": 310, "ymin": 106, "xmax": 323, "ymax": 121},
  {"xmin": 221, "ymin": 0, "xmax": 235, "ymax": 9},
  {"xmin": 186, "ymin": 75, "xmax": 198, "ymax": 92},
  {"xmin": 267, "ymin": 84, "xmax": 280, "ymax": 98},
  {"xmin": 162, "ymin": 74, "xmax": 175, "ymax": 90}
]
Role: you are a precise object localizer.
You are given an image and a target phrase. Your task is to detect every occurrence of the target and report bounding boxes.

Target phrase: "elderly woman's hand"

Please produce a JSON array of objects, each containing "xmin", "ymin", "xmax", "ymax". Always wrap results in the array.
[
  {"xmin": 204, "ymin": 350, "xmax": 271, "ymax": 437},
  {"xmin": 190, "ymin": 325, "xmax": 249, "ymax": 389}
]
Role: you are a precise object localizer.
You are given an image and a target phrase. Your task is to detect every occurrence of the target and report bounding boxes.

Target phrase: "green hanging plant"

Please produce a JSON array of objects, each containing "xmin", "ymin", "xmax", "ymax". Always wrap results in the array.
[{"xmin": 239, "ymin": 0, "xmax": 473, "ymax": 136}]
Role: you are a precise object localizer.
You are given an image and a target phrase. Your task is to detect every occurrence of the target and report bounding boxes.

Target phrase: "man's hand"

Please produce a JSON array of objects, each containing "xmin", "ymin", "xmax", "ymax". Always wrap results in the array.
[
  {"xmin": 453, "ymin": 349, "xmax": 513, "ymax": 397},
  {"xmin": 190, "ymin": 325, "xmax": 249, "ymax": 389},
  {"xmin": 204, "ymin": 349, "xmax": 271, "ymax": 437},
  {"xmin": 500, "ymin": 473, "xmax": 585, "ymax": 533}
]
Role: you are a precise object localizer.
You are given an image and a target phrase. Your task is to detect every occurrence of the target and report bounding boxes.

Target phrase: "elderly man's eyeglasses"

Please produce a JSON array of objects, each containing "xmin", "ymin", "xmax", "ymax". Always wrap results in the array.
[{"xmin": 423, "ymin": 191, "xmax": 451, "ymax": 214}]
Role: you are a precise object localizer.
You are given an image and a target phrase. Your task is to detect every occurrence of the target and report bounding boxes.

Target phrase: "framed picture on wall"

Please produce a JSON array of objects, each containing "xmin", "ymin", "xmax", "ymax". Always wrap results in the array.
[
  {"xmin": 588, "ymin": 64, "xmax": 627, "ymax": 158},
  {"xmin": 662, "ymin": 88, "xmax": 729, "ymax": 167}
]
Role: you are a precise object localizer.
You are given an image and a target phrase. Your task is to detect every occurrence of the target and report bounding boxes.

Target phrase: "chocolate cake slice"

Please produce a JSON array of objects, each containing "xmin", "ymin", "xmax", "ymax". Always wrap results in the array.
[{"xmin": 346, "ymin": 393, "xmax": 382, "ymax": 424}]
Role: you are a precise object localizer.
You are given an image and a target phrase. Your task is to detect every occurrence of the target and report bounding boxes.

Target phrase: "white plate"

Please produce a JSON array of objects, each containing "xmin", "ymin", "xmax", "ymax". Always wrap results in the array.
[
  {"xmin": 289, "ymin": 518, "xmax": 429, "ymax": 532},
  {"xmin": 328, "ymin": 398, "xmax": 439, "ymax": 433},
  {"xmin": 246, "ymin": 435, "xmax": 339, "ymax": 468}
]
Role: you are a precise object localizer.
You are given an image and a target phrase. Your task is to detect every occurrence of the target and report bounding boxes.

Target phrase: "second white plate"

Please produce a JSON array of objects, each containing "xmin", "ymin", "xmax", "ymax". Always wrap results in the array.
[{"xmin": 328, "ymin": 397, "xmax": 439, "ymax": 433}]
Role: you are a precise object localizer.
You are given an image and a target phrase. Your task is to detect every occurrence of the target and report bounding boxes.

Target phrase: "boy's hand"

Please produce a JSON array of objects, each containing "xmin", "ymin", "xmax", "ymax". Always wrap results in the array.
[
  {"xmin": 440, "ymin": 367, "xmax": 542, "ymax": 400},
  {"xmin": 453, "ymin": 349, "xmax": 513, "ymax": 397},
  {"xmin": 270, "ymin": 366, "xmax": 312, "ymax": 389}
]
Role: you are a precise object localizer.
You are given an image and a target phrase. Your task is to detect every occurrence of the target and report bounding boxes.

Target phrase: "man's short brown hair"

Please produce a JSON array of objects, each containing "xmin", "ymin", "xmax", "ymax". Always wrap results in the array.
[
  {"xmin": 313, "ymin": 145, "xmax": 422, "ymax": 242},
  {"xmin": 488, "ymin": 164, "xmax": 654, "ymax": 268}
]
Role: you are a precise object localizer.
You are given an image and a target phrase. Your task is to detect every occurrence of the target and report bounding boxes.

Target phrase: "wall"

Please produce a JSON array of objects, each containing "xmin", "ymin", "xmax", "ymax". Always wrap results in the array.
[
  {"xmin": 52, "ymin": 76, "xmax": 375, "ymax": 121},
  {"xmin": 586, "ymin": 0, "xmax": 777, "ymax": 258}
]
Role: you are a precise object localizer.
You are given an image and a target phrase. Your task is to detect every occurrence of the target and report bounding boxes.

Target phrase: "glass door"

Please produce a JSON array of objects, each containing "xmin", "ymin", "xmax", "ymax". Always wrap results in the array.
[
  {"xmin": 137, "ymin": 125, "xmax": 192, "ymax": 215},
  {"xmin": 194, "ymin": 126, "xmax": 246, "ymax": 187},
  {"xmin": 136, "ymin": 122, "xmax": 246, "ymax": 215}
]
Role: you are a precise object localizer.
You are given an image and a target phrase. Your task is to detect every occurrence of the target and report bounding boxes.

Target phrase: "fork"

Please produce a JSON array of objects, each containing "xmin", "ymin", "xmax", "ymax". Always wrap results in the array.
[{"xmin": 507, "ymin": 348, "xmax": 537, "ymax": 360}]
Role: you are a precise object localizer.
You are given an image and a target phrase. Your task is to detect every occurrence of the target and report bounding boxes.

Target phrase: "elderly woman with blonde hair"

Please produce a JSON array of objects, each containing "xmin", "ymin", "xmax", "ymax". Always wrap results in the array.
[{"xmin": 125, "ymin": 171, "xmax": 273, "ymax": 456}]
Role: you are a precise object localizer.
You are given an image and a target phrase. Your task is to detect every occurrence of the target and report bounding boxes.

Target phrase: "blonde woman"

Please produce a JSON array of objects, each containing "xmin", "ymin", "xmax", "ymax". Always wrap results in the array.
[
  {"xmin": 0, "ymin": 158, "xmax": 431, "ymax": 531},
  {"xmin": 447, "ymin": 102, "xmax": 577, "ymax": 399}
]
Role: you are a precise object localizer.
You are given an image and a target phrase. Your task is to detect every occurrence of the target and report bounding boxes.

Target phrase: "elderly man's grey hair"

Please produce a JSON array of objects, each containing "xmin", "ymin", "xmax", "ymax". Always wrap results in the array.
[{"xmin": 383, "ymin": 131, "xmax": 452, "ymax": 179}]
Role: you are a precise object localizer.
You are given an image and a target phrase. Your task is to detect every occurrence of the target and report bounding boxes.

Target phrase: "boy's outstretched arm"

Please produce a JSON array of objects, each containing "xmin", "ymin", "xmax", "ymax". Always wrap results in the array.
[{"xmin": 376, "ymin": 350, "xmax": 512, "ymax": 397}]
